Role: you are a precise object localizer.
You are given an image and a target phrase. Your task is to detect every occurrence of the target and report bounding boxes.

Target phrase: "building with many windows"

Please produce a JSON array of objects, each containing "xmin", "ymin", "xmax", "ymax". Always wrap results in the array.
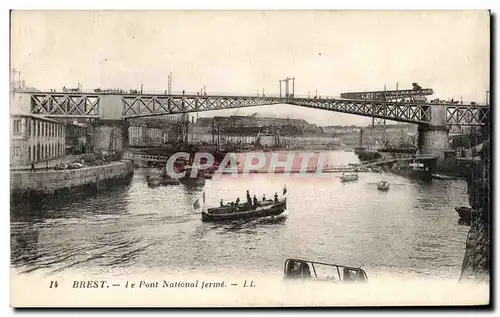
[
  {"xmin": 128, "ymin": 125, "xmax": 164, "ymax": 147},
  {"xmin": 11, "ymin": 114, "xmax": 66, "ymax": 167}
]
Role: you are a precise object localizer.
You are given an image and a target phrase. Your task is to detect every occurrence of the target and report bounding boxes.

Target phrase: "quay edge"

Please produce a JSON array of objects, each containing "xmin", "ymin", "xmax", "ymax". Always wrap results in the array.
[{"xmin": 10, "ymin": 160, "xmax": 134, "ymax": 207}]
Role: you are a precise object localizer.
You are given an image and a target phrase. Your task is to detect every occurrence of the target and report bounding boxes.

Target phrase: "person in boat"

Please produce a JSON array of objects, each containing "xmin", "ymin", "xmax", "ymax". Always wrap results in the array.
[
  {"xmin": 246, "ymin": 190, "xmax": 252, "ymax": 205},
  {"xmin": 253, "ymin": 195, "xmax": 258, "ymax": 208},
  {"xmin": 235, "ymin": 197, "xmax": 240, "ymax": 207},
  {"xmin": 220, "ymin": 199, "xmax": 224, "ymax": 207},
  {"xmin": 262, "ymin": 194, "xmax": 266, "ymax": 201},
  {"xmin": 274, "ymin": 192, "xmax": 278, "ymax": 203}
]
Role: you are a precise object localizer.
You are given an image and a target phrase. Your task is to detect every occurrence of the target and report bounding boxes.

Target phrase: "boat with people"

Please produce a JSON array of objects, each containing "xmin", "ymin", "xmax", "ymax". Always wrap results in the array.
[
  {"xmin": 377, "ymin": 180, "xmax": 390, "ymax": 191},
  {"xmin": 283, "ymin": 258, "xmax": 368, "ymax": 283},
  {"xmin": 340, "ymin": 173, "xmax": 359, "ymax": 182},
  {"xmin": 200, "ymin": 188, "xmax": 288, "ymax": 222}
]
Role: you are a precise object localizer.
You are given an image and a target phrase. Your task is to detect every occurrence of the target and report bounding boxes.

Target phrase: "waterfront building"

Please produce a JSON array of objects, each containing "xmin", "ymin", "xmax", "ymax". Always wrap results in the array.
[
  {"xmin": 128, "ymin": 125, "xmax": 164, "ymax": 147},
  {"xmin": 10, "ymin": 113, "xmax": 66, "ymax": 167},
  {"xmin": 129, "ymin": 126, "xmax": 143, "ymax": 146},
  {"xmin": 65, "ymin": 122, "xmax": 88, "ymax": 154},
  {"xmin": 146, "ymin": 127, "xmax": 163, "ymax": 146}
]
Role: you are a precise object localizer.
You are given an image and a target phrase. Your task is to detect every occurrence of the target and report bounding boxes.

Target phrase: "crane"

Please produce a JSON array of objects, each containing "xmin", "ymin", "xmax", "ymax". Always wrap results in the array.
[{"xmin": 340, "ymin": 83, "xmax": 433, "ymax": 101}]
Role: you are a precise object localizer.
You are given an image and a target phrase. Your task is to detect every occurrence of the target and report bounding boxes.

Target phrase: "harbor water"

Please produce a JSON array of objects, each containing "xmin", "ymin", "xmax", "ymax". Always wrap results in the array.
[{"xmin": 11, "ymin": 151, "xmax": 470, "ymax": 280}]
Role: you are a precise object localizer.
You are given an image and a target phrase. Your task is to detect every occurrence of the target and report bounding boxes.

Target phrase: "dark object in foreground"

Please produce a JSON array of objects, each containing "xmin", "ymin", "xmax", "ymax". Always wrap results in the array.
[
  {"xmin": 201, "ymin": 199, "xmax": 287, "ymax": 222},
  {"xmin": 455, "ymin": 206, "xmax": 477, "ymax": 224},
  {"xmin": 283, "ymin": 258, "xmax": 368, "ymax": 283}
]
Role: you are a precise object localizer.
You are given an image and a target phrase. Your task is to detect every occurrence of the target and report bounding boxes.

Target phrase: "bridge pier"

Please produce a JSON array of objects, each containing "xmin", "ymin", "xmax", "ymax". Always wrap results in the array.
[
  {"xmin": 417, "ymin": 125, "xmax": 450, "ymax": 159},
  {"xmin": 90, "ymin": 119, "xmax": 129, "ymax": 156},
  {"xmin": 417, "ymin": 105, "xmax": 449, "ymax": 159}
]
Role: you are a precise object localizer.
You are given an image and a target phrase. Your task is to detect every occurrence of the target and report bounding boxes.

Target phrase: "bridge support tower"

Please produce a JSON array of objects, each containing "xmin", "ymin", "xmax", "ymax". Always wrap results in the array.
[
  {"xmin": 90, "ymin": 119, "xmax": 129, "ymax": 156},
  {"xmin": 417, "ymin": 105, "xmax": 450, "ymax": 159}
]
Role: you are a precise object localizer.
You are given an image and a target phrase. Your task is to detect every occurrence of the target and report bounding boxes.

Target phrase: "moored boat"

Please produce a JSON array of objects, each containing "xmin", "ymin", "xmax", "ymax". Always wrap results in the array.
[
  {"xmin": 340, "ymin": 173, "xmax": 359, "ymax": 182},
  {"xmin": 283, "ymin": 259, "xmax": 368, "ymax": 283},
  {"xmin": 180, "ymin": 165, "xmax": 206, "ymax": 185},
  {"xmin": 147, "ymin": 174, "xmax": 180, "ymax": 186},
  {"xmin": 147, "ymin": 176, "xmax": 161, "ymax": 187},
  {"xmin": 455, "ymin": 206, "xmax": 476, "ymax": 223},
  {"xmin": 160, "ymin": 176, "xmax": 181, "ymax": 185},
  {"xmin": 201, "ymin": 199, "xmax": 287, "ymax": 222},
  {"xmin": 377, "ymin": 180, "xmax": 390, "ymax": 191}
]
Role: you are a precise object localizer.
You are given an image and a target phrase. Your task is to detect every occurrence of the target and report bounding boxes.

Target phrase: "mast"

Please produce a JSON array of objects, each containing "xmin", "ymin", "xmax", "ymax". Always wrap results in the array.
[{"xmin": 359, "ymin": 128, "xmax": 363, "ymax": 147}]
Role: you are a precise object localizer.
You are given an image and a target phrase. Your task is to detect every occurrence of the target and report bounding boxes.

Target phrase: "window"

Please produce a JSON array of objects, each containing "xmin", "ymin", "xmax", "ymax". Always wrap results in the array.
[
  {"xmin": 13, "ymin": 120, "xmax": 21, "ymax": 134},
  {"xmin": 13, "ymin": 146, "xmax": 21, "ymax": 157}
]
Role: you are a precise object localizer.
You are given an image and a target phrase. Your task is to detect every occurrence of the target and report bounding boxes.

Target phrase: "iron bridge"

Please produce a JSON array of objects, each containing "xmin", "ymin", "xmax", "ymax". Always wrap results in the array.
[{"xmin": 28, "ymin": 92, "xmax": 490, "ymax": 125}]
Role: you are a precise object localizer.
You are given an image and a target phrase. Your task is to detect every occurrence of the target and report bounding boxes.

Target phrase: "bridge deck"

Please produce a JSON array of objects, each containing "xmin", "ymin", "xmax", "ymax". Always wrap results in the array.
[
  {"xmin": 22, "ymin": 91, "xmax": 490, "ymax": 125},
  {"xmin": 359, "ymin": 155, "xmax": 438, "ymax": 168}
]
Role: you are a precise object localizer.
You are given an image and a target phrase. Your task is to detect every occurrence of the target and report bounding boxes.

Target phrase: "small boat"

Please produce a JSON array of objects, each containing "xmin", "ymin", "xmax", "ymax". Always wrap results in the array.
[
  {"xmin": 147, "ymin": 175, "xmax": 161, "ymax": 187},
  {"xmin": 455, "ymin": 206, "xmax": 475, "ymax": 223},
  {"xmin": 340, "ymin": 174, "xmax": 359, "ymax": 182},
  {"xmin": 204, "ymin": 173, "xmax": 213, "ymax": 179},
  {"xmin": 201, "ymin": 198, "xmax": 287, "ymax": 222},
  {"xmin": 147, "ymin": 174, "xmax": 180, "ymax": 186},
  {"xmin": 283, "ymin": 259, "xmax": 368, "ymax": 283},
  {"xmin": 377, "ymin": 180, "xmax": 390, "ymax": 191}
]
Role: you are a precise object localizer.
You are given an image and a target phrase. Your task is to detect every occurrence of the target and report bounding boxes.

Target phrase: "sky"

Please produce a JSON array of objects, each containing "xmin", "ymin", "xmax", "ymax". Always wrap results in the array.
[{"xmin": 10, "ymin": 10, "xmax": 490, "ymax": 126}]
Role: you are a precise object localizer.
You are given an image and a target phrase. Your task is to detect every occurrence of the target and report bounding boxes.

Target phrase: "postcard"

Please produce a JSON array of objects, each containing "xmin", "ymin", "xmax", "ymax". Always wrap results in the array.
[{"xmin": 9, "ymin": 10, "xmax": 491, "ymax": 307}]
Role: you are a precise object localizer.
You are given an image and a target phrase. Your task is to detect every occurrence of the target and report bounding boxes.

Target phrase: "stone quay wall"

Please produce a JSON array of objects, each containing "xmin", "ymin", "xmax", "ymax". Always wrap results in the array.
[{"xmin": 10, "ymin": 160, "xmax": 134, "ymax": 202}]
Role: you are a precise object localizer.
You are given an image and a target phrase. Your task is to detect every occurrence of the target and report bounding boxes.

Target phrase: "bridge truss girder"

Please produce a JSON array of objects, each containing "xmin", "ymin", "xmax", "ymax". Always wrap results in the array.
[
  {"xmin": 26, "ymin": 93, "xmax": 490, "ymax": 126},
  {"xmin": 445, "ymin": 105, "xmax": 490, "ymax": 126},
  {"xmin": 121, "ymin": 95, "xmax": 284, "ymax": 118},
  {"xmin": 30, "ymin": 94, "xmax": 100, "ymax": 118},
  {"xmin": 287, "ymin": 98, "xmax": 432, "ymax": 124}
]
